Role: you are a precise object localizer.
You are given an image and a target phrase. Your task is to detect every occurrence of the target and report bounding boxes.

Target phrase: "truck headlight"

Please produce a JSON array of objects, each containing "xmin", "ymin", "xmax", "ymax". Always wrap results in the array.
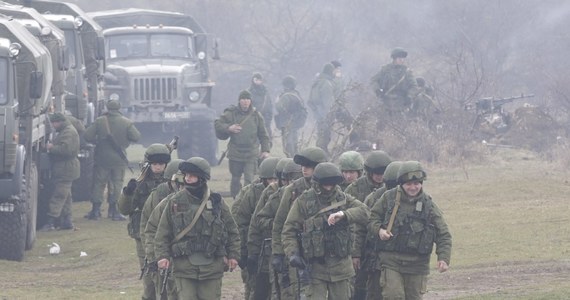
[
  {"xmin": 188, "ymin": 91, "xmax": 200, "ymax": 103},
  {"xmin": 197, "ymin": 51, "xmax": 206, "ymax": 60},
  {"xmin": 110, "ymin": 93, "xmax": 120, "ymax": 101}
]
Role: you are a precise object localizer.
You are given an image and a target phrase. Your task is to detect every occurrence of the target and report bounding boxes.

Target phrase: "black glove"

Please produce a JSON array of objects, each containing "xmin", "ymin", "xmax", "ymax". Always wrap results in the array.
[
  {"xmin": 289, "ymin": 252, "xmax": 306, "ymax": 270},
  {"xmin": 271, "ymin": 254, "xmax": 285, "ymax": 273},
  {"xmin": 238, "ymin": 255, "xmax": 248, "ymax": 269},
  {"xmin": 247, "ymin": 255, "xmax": 258, "ymax": 275},
  {"xmin": 123, "ymin": 178, "xmax": 137, "ymax": 195}
]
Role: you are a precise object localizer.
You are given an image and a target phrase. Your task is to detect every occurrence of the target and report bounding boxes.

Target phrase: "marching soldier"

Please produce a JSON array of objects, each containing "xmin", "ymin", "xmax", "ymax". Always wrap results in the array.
[{"xmin": 338, "ymin": 151, "xmax": 365, "ymax": 191}]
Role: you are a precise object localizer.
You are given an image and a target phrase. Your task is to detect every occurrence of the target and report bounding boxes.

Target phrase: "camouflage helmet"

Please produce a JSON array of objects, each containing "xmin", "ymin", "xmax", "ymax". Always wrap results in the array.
[
  {"xmin": 106, "ymin": 100, "xmax": 121, "ymax": 110},
  {"xmin": 322, "ymin": 63, "xmax": 335, "ymax": 76},
  {"xmin": 145, "ymin": 144, "xmax": 171, "ymax": 164},
  {"xmin": 338, "ymin": 151, "xmax": 364, "ymax": 171},
  {"xmin": 275, "ymin": 158, "xmax": 291, "ymax": 179},
  {"xmin": 258, "ymin": 157, "xmax": 280, "ymax": 179},
  {"xmin": 49, "ymin": 112, "xmax": 66, "ymax": 122},
  {"xmin": 163, "ymin": 159, "xmax": 184, "ymax": 180},
  {"xmin": 383, "ymin": 161, "xmax": 402, "ymax": 189},
  {"xmin": 283, "ymin": 158, "xmax": 302, "ymax": 180},
  {"xmin": 293, "ymin": 147, "xmax": 328, "ymax": 168},
  {"xmin": 391, "ymin": 47, "xmax": 408, "ymax": 59},
  {"xmin": 238, "ymin": 90, "xmax": 252, "ymax": 100},
  {"xmin": 179, "ymin": 157, "xmax": 211, "ymax": 180},
  {"xmin": 282, "ymin": 75, "xmax": 296, "ymax": 89},
  {"xmin": 312, "ymin": 162, "xmax": 344, "ymax": 185},
  {"xmin": 397, "ymin": 161, "xmax": 426, "ymax": 184},
  {"xmin": 364, "ymin": 150, "xmax": 392, "ymax": 174}
]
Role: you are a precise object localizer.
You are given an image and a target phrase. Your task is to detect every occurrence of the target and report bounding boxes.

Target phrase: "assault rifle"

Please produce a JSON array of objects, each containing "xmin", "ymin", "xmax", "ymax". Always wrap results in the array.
[
  {"xmin": 136, "ymin": 136, "xmax": 179, "ymax": 182},
  {"xmin": 160, "ymin": 268, "xmax": 170, "ymax": 296}
]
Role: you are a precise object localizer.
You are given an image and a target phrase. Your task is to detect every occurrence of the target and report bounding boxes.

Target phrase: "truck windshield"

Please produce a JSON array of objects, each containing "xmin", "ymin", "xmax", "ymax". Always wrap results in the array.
[
  {"xmin": 63, "ymin": 29, "xmax": 78, "ymax": 68},
  {"xmin": 0, "ymin": 58, "xmax": 7, "ymax": 105},
  {"xmin": 107, "ymin": 33, "xmax": 192, "ymax": 59}
]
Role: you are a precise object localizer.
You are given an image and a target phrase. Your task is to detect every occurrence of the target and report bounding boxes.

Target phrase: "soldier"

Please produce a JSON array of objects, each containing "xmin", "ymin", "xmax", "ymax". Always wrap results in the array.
[
  {"xmin": 139, "ymin": 159, "xmax": 184, "ymax": 300},
  {"xmin": 274, "ymin": 75, "xmax": 307, "ymax": 157},
  {"xmin": 40, "ymin": 112, "xmax": 80, "ymax": 231},
  {"xmin": 215, "ymin": 90, "xmax": 271, "ymax": 198},
  {"xmin": 344, "ymin": 151, "xmax": 392, "ymax": 300},
  {"xmin": 412, "ymin": 77, "xmax": 438, "ymax": 123},
  {"xmin": 362, "ymin": 161, "xmax": 401, "ymax": 300},
  {"xmin": 370, "ymin": 48, "xmax": 418, "ymax": 114},
  {"xmin": 338, "ymin": 151, "xmax": 365, "ymax": 191},
  {"xmin": 368, "ymin": 161, "xmax": 452, "ymax": 300},
  {"xmin": 118, "ymin": 144, "xmax": 171, "ymax": 300},
  {"xmin": 331, "ymin": 60, "xmax": 344, "ymax": 98},
  {"xmin": 271, "ymin": 146, "xmax": 328, "ymax": 299},
  {"xmin": 308, "ymin": 63, "xmax": 336, "ymax": 153},
  {"xmin": 155, "ymin": 157, "xmax": 240, "ymax": 300},
  {"xmin": 234, "ymin": 157, "xmax": 280, "ymax": 300},
  {"xmin": 84, "ymin": 100, "xmax": 141, "ymax": 221},
  {"xmin": 282, "ymin": 162, "xmax": 370, "ymax": 299},
  {"xmin": 248, "ymin": 72, "xmax": 274, "ymax": 139}
]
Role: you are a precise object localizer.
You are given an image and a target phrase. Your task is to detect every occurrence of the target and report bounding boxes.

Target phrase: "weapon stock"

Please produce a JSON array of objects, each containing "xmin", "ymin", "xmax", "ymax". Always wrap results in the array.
[
  {"xmin": 139, "ymin": 259, "xmax": 148, "ymax": 280},
  {"xmin": 160, "ymin": 268, "xmax": 169, "ymax": 296},
  {"xmin": 136, "ymin": 136, "xmax": 179, "ymax": 182}
]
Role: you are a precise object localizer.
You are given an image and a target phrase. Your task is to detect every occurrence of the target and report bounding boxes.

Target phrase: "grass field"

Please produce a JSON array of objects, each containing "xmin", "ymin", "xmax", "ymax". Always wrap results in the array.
[{"xmin": 0, "ymin": 146, "xmax": 569, "ymax": 299}]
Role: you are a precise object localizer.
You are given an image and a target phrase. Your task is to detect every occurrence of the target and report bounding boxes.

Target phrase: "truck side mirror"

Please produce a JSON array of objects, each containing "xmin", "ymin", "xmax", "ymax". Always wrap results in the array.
[
  {"xmin": 96, "ymin": 36, "xmax": 106, "ymax": 61},
  {"xmin": 194, "ymin": 34, "xmax": 207, "ymax": 57},
  {"xmin": 29, "ymin": 71, "xmax": 43, "ymax": 99},
  {"xmin": 59, "ymin": 46, "xmax": 69, "ymax": 71},
  {"xmin": 212, "ymin": 38, "xmax": 220, "ymax": 60}
]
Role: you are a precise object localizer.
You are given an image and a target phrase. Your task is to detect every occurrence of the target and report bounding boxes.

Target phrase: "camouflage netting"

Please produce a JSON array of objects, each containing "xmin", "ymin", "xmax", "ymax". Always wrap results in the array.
[{"xmin": 499, "ymin": 106, "xmax": 563, "ymax": 152}]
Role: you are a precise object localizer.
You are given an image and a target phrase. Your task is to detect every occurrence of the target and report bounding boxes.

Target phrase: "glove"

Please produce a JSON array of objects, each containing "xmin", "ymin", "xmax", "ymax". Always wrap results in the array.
[
  {"xmin": 247, "ymin": 255, "xmax": 258, "ymax": 275},
  {"xmin": 123, "ymin": 178, "xmax": 137, "ymax": 195},
  {"xmin": 289, "ymin": 252, "xmax": 306, "ymax": 270},
  {"xmin": 271, "ymin": 254, "xmax": 285, "ymax": 273},
  {"xmin": 238, "ymin": 255, "xmax": 248, "ymax": 269}
]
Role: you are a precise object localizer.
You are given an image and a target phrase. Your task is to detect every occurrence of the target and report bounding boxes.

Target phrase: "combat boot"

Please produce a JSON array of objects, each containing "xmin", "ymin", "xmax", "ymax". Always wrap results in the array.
[
  {"xmin": 108, "ymin": 202, "xmax": 126, "ymax": 221},
  {"xmin": 39, "ymin": 216, "xmax": 56, "ymax": 232},
  {"xmin": 84, "ymin": 203, "xmax": 101, "ymax": 220},
  {"xmin": 60, "ymin": 214, "xmax": 74, "ymax": 230}
]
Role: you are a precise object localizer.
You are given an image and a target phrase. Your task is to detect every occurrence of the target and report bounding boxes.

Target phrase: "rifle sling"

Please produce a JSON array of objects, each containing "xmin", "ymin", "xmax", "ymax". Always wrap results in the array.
[
  {"xmin": 386, "ymin": 187, "xmax": 401, "ymax": 233},
  {"xmin": 316, "ymin": 199, "xmax": 347, "ymax": 215},
  {"xmin": 384, "ymin": 71, "xmax": 407, "ymax": 97},
  {"xmin": 102, "ymin": 116, "xmax": 129, "ymax": 163},
  {"xmin": 173, "ymin": 188, "xmax": 211, "ymax": 243}
]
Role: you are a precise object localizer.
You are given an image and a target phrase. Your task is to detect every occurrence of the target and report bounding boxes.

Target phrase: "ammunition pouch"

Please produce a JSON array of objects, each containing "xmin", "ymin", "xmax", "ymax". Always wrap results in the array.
[
  {"xmin": 147, "ymin": 261, "xmax": 159, "ymax": 273},
  {"xmin": 376, "ymin": 215, "xmax": 435, "ymax": 255},
  {"xmin": 127, "ymin": 210, "xmax": 142, "ymax": 239},
  {"xmin": 301, "ymin": 215, "xmax": 351, "ymax": 260}
]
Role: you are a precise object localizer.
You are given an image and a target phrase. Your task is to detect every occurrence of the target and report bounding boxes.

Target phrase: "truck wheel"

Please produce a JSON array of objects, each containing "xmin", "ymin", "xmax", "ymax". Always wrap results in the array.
[
  {"xmin": 72, "ymin": 147, "xmax": 94, "ymax": 202},
  {"xmin": 177, "ymin": 121, "xmax": 218, "ymax": 165},
  {"xmin": 25, "ymin": 163, "xmax": 38, "ymax": 250},
  {"xmin": 0, "ymin": 203, "xmax": 27, "ymax": 261}
]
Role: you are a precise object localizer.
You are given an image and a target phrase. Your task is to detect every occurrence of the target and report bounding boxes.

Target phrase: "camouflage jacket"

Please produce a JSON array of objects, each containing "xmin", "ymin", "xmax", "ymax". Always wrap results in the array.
[
  {"xmin": 233, "ymin": 182, "xmax": 267, "ymax": 258},
  {"xmin": 248, "ymin": 83, "xmax": 273, "ymax": 120},
  {"xmin": 139, "ymin": 182, "xmax": 177, "ymax": 256},
  {"xmin": 370, "ymin": 63, "xmax": 418, "ymax": 105},
  {"xmin": 274, "ymin": 89, "xmax": 307, "ymax": 130},
  {"xmin": 143, "ymin": 193, "xmax": 176, "ymax": 262},
  {"xmin": 308, "ymin": 73, "xmax": 335, "ymax": 122},
  {"xmin": 48, "ymin": 120, "xmax": 80, "ymax": 182}
]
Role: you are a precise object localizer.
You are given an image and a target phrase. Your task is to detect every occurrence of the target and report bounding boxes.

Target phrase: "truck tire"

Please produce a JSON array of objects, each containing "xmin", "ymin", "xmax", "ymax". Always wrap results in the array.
[
  {"xmin": 0, "ymin": 202, "xmax": 27, "ymax": 261},
  {"xmin": 72, "ymin": 147, "xmax": 94, "ymax": 202},
  {"xmin": 177, "ymin": 121, "xmax": 218, "ymax": 165},
  {"xmin": 25, "ymin": 163, "xmax": 38, "ymax": 250}
]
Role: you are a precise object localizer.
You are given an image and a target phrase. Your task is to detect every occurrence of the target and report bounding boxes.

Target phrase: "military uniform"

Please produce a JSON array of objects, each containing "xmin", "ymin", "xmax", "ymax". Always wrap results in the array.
[
  {"xmin": 248, "ymin": 72, "xmax": 274, "ymax": 139},
  {"xmin": 368, "ymin": 161, "xmax": 452, "ymax": 300},
  {"xmin": 42, "ymin": 113, "xmax": 80, "ymax": 231},
  {"xmin": 155, "ymin": 158, "xmax": 240, "ymax": 300},
  {"xmin": 282, "ymin": 163, "xmax": 370, "ymax": 300},
  {"xmin": 215, "ymin": 90, "xmax": 271, "ymax": 198},
  {"xmin": 275, "ymin": 76, "xmax": 307, "ymax": 157},
  {"xmin": 308, "ymin": 63, "xmax": 336, "ymax": 153},
  {"xmin": 84, "ymin": 100, "xmax": 140, "ymax": 220}
]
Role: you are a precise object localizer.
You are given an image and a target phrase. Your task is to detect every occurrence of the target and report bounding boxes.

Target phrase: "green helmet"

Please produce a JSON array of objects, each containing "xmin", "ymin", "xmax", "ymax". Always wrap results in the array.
[
  {"xmin": 145, "ymin": 144, "xmax": 171, "ymax": 164},
  {"xmin": 293, "ymin": 147, "xmax": 328, "ymax": 167},
  {"xmin": 312, "ymin": 162, "xmax": 343, "ymax": 185},
  {"xmin": 172, "ymin": 170, "xmax": 185, "ymax": 185},
  {"xmin": 106, "ymin": 100, "xmax": 121, "ymax": 110},
  {"xmin": 275, "ymin": 158, "xmax": 291, "ymax": 179},
  {"xmin": 364, "ymin": 150, "xmax": 392, "ymax": 174},
  {"xmin": 383, "ymin": 161, "xmax": 402, "ymax": 189},
  {"xmin": 283, "ymin": 158, "xmax": 302, "ymax": 180},
  {"xmin": 259, "ymin": 157, "xmax": 280, "ymax": 179},
  {"xmin": 338, "ymin": 151, "xmax": 364, "ymax": 171},
  {"xmin": 397, "ymin": 161, "xmax": 426, "ymax": 184},
  {"xmin": 164, "ymin": 159, "xmax": 184, "ymax": 180},
  {"xmin": 282, "ymin": 75, "xmax": 296, "ymax": 89},
  {"xmin": 179, "ymin": 157, "xmax": 211, "ymax": 180},
  {"xmin": 391, "ymin": 47, "xmax": 408, "ymax": 59}
]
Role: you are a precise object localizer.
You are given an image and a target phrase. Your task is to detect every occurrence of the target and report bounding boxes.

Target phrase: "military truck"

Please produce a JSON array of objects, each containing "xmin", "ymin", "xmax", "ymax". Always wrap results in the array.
[
  {"xmin": 0, "ymin": 15, "xmax": 53, "ymax": 261},
  {"xmin": 89, "ymin": 8, "xmax": 220, "ymax": 164}
]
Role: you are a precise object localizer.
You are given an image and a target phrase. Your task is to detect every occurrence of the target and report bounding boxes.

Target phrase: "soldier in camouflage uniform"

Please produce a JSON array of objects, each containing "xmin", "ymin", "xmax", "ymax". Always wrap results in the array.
[
  {"xmin": 139, "ymin": 159, "xmax": 184, "ymax": 300},
  {"xmin": 370, "ymin": 48, "xmax": 418, "ymax": 114},
  {"xmin": 233, "ymin": 157, "xmax": 280, "ymax": 300},
  {"xmin": 282, "ymin": 163, "xmax": 370, "ymax": 300},
  {"xmin": 274, "ymin": 76, "xmax": 308, "ymax": 157},
  {"xmin": 40, "ymin": 112, "xmax": 80, "ymax": 231},
  {"xmin": 118, "ymin": 144, "xmax": 171, "ymax": 300},
  {"xmin": 248, "ymin": 72, "xmax": 274, "ymax": 139},
  {"xmin": 155, "ymin": 157, "xmax": 240, "ymax": 300},
  {"xmin": 362, "ymin": 161, "xmax": 401, "ymax": 300},
  {"xmin": 368, "ymin": 161, "xmax": 452, "ymax": 300},
  {"xmin": 215, "ymin": 90, "xmax": 271, "ymax": 198},
  {"xmin": 84, "ymin": 100, "xmax": 141, "ymax": 221},
  {"xmin": 344, "ymin": 151, "xmax": 392, "ymax": 300},
  {"xmin": 338, "ymin": 151, "xmax": 365, "ymax": 191},
  {"xmin": 308, "ymin": 63, "xmax": 336, "ymax": 154},
  {"xmin": 271, "ymin": 146, "xmax": 328, "ymax": 299}
]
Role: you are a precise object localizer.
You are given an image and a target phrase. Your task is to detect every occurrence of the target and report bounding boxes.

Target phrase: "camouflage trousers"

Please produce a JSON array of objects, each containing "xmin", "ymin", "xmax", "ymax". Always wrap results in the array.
[
  {"xmin": 91, "ymin": 165, "xmax": 125, "ymax": 205},
  {"xmin": 307, "ymin": 278, "xmax": 351, "ymax": 300},
  {"xmin": 136, "ymin": 239, "xmax": 156, "ymax": 300},
  {"xmin": 241, "ymin": 269, "xmax": 252, "ymax": 300},
  {"xmin": 352, "ymin": 268, "xmax": 369, "ymax": 300},
  {"xmin": 152, "ymin": 266, "xmax": 177, "ymax": 300},
  {"xmin": 366, "ymin": 270, "xmax": 382, "ymax": 300},
  {"xmin": 229, "ymin": 159, "xmax": 257, "ymax": 198},
  {"xmin": 380, "ymin": 267, "xmax": 426, "ymax": 300},
  {"xmin": 47, "ymin": 180, "xmax": 73, "ymax": 218},
  {"xmin": 315, "ymin": 120, "xmax": 332, "ymax": 154},
  {"xmin": 174, "ymin": 276, "xmax": 222, "ymax": 300},
  {"xmin": 280, "ymin": 127, "xmax": 299, "ymax": 158}
]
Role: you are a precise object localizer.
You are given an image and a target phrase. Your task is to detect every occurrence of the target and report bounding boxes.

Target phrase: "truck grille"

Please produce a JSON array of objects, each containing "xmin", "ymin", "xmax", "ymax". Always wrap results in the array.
[{"xmin": 133, "ymin": 77, "xmax": 178, "ymax": 101}]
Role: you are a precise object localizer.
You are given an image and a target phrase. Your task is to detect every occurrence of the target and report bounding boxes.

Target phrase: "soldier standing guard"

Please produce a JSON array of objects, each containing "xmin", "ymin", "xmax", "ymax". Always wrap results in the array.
[
  {"xmin": 84, "ymin": 100, "xmax": 140, "ymax": 221},
  {"xmin": 308, "ymin": 63, "xmax": 336, "ymax": 154},
  {"xmin": 274, "ymin": 75, "xmax": 307, "ymax": 157},
  {"xmin": 40, "ymin": 112, "xmax": 80, "ymax": 231},
  {"xmin": 248, "ymin": 72, "xmax": 274, "ymax": 140},
  {"xmin": 155, "ymin": 157, "xmax": 240, "ymax": 300}
]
